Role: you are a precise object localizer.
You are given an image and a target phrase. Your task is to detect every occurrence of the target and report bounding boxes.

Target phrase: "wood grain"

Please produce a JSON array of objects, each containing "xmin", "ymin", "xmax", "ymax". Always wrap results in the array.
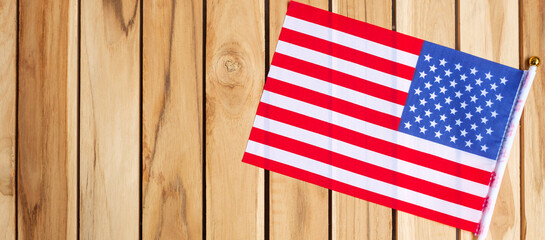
[
  {"xmin": 80, "ymin": 0, "xmax": 140, "ymax": 239},
  {"xmin": 9, "ymin": 0, "xmax": 545, "ymax": 239},
  {"xmin": 395, "ymin": 0, "xmax": 457, "ymax": 239},
  {"xmin": 521, "ymin": 0, "xmax": 545, "ymax": 239},
  {"xmin": 18, "ymin": 0, "xmax": 78, "ymax": 238},
  {"xmin": 205, "ymin": 0, "xmax": 264, "ymax": 239},
  {"xmin": 459, "ymin": 0, "xmax": 521, "ymax": 239},
  {"xmin": 330, "ymin": 0, "xmax": 393, "ymax": 239},
  {"xmin": 142, "ymin": 0, "xmax": 203, "ymax": 239},
  {"xmin": 0, "ymin": 0, "xmax": 16, "ymax": 238},
  {"xmin": 269, "ymin": 1, "xmax": 329, "ymax": 239}
]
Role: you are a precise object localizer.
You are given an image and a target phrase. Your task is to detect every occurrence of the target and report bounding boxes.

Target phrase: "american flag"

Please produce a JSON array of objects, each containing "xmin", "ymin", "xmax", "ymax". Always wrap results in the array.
[{"xmin": 242, "ymin": 1, "xmax": 525, "ymax": 233}]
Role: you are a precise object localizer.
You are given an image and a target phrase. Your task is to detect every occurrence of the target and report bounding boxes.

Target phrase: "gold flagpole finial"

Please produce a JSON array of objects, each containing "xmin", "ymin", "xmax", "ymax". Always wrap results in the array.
[{"xmin": 529, "ymin": 56, "xmax": 540, "ymax": 67}]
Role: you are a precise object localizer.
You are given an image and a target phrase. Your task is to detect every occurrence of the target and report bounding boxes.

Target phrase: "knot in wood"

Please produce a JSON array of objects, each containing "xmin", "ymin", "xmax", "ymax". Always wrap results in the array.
[
  {"xmin": 214, "ymin": 49, "xmax": 246, "ymax": 89},
  {"xmin": 224, "ymin": 59, "xmax": 241, "ymax": 72}
]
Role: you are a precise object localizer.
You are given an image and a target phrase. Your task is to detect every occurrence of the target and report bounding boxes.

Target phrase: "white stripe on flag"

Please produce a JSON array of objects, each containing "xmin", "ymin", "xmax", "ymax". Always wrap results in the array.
[
  {"xmin": 260, "ymin": 90, "xmax": 497, "ymax": 172},
  {"xmin": 275, "ymin": 41, "xmax": 413, "ymax": 92},
  {"xmin": 268, "ymin": 66, "xmax": 405, "ymax": 117},
  {"xmin": 252, "ymin": 115, "xmax": 489, "ymax": 197},
  {"xmin": 246, "ymin": 140, "xmax": 483, "ymax": 223},
  {"xmin": 283, "ymin": 16, "xmax": 419, "ymax": 67}
]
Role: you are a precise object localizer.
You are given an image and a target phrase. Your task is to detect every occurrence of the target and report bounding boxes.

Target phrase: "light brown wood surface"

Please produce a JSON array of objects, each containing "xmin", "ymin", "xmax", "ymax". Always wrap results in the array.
[
  {"xmin": 521, "ymin": 0, "xmax": 545, "ymax": 239},
  {"xmin": 205, "ymin": 0, "xmax": 265, "ymax": 239},
  {"xmin": 142, "ymin": 0, "xmax": 203, "ymax": 239},
  {"xmin": 0, "ymin": 0, "xmax": 16, "ymax": 239},
  {"xmin": 331, "ymin": 0, "xmax": 393, "ymax": 239},
  {"xmin": 8, "ymin": 0, "xmax": 545, "ymax": 239},
  {"xmin": 396, "ymin": 0, "xmax": 457, "ymax": 239},
  {"xmin": 80, "ymin": 0, "xmax": 140, "ymax": 239},
  {"xmin": 269, "ymin": 1, "xmax": 329, "ymax": 240},
  {"xmin": 18, "ymin": 0, "xmax": 78, "ymax": 238},
  {"xmin": 459, "ymin": 0, "xmax": 521, "ymax": 239}
]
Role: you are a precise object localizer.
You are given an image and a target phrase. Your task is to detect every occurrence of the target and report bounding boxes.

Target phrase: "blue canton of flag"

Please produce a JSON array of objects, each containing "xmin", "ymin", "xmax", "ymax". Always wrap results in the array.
[{"xmin": 399, "ymin": 42, "xmax": 523, "ymax": 160}]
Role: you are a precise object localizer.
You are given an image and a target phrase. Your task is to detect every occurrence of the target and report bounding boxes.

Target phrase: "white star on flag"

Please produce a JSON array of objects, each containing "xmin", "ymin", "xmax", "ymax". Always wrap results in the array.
[
  {"xmin": 424, "ymin": 54, "xmax": 432, "ymax": 62},
  {"xmin": 419, "ymin": 71, "xmax": 427, "ymax": 78},
  {"xmin": 454, "ymin": 63, "xmax": 462, "ymax": 70}
]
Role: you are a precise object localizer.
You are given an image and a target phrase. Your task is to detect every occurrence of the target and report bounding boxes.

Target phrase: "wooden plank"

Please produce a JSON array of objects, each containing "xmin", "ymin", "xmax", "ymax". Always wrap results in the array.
[
  {"xmin": 80, "ymin": 0, "xmax": 140, "ymax": 239},
  {"xmin": 268, "ymin": 1, "xmax": 329, "ymax": 239},
  {"xmin": 0, "ymin": 0, "xmax": 16, "ymax": 238},
  {"xmin": 395, "ymin": 0, "xmax": 457, "ymax": 239},
  {"xmin": 521, "ymin": 0, "xmax": 545, "ymax": 239},
  {"xmin": 330, "ymin": 0, "xmax": 393, "ymax": 239},
  {"xmin": 142, "ymin": 0, "xmax": 203, "ymax": 239},
  {"xmin": 458, "ymin": 0, "xmax": 520, "ymax": 239},
  {"xmin": 205, "ymin": 0, "xmax": 264, "ymax": 239},
  {"xmin": 18, "ymin": 0, "xmax": 78, "ymax": 238}
]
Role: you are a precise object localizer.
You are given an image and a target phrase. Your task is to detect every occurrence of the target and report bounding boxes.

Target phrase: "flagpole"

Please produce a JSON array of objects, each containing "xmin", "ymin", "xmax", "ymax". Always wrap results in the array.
[{"xmin": 476, "ymin": 57, "xmax": 540, "ymax": 240}]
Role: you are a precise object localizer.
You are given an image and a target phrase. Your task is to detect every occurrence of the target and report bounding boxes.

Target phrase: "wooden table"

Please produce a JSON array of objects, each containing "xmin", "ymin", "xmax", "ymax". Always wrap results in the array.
[{"xmin": 1, "ymin": 0, "xmax": 543, "ymax": 239}]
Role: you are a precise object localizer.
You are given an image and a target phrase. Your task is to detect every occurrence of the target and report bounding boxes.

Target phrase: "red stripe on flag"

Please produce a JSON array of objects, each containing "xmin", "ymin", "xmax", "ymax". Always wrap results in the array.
[
  {"xmin": 242, "ymin": 152, "xmax": 480, "ymax": 232},
  {"xmin": 249, "ymin": 127, "xmax": 486, "ymax": 210},
  {"xmin": 278, "ymin": 28, "xmax": 416, "ymax": 80},
  {"xmin": 265, "ymin": 78, "xmax": 401, "ymax": 130},
  {"xmin": 271, "ymin": 53, "xmax": 408, "ymax": 105},
  {"xmin": 286, "ymin": 1, "xmax": 424, "ymax": 55},
  {"xmin": 256, "ymin": 103, "xmax": 493, "ymax": 185}
]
